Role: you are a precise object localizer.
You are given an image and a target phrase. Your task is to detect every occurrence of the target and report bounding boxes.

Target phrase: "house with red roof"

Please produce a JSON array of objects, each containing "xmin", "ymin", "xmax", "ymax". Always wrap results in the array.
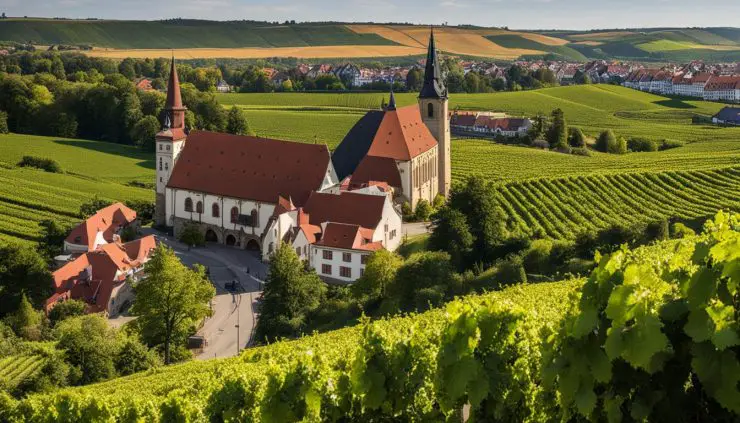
[
  {"xmin": 64, "ymin": 202, "xmax": 137, "ymax": 254},
  {"xmin": 135, "ymin": 78, "xmax": 154, "ymax": 92},
  {"xmin": 673, "ymin": 72, "xmax": 713, "ymax": 98},
  {"xmin": 264, "ymin": 191, "xmax": 401, "ymax": 282},
  {"xmin": 703, "ymin": 75, "xmax": 740, "ymax": 103},
  {"xmin": 47, "ymin": 235, "xmax": 157, "ymax": 316}
]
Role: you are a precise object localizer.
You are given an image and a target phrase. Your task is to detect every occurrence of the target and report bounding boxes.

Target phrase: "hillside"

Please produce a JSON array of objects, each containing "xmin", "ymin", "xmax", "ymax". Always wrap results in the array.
[
  {"xmin": 1, "ymin": 19, "xmax": 738, "ymax": 60},
  {"xmin": 2, "ymin": 279, "xmax": 582, "ymax": 420},
  {"xmin": 0, "ymin": 134, "xmax": 153, "ymax": 245}
]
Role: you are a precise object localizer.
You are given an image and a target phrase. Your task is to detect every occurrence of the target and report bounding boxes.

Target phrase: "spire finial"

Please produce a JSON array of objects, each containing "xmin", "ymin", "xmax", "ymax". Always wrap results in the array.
[{"xmin": 387, "ymin": 76, "xmax": 396, "ymax": 111}]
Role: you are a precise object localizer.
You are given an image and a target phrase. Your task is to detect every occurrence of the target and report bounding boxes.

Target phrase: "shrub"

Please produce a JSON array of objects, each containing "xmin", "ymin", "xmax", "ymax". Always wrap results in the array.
[
  {"xmin": 570, "ymin": 147, "xmax": 591, "ymax": 156},
  {"xmin": 492, "ymin": 255, "xmax": 527, "ymax": 288},
  {"xmin": 531, "ymin": 139, "xmax": 549, "ymax": 149},
  {"xmin": 522, "ymin": 239, "xmax": 553, "ymax": 275},
  {"xmin": 178, "ymin": 223, "xmax": 205, "ymax": 248},
  {"xmin": 659, "ymin": 139, "xmax": 683, "ymax": 150},
  {"xmin": 609, "ymin": 136, "xmax": 628, "ymax": 154},
  {"xmin": 414, "ymin": 199, "xmax": 433, "ymax": 221},
  {"xmin": 670, "ymin": 222, "xmax": 695, "ymax": 238},
  {"xmin": 568, "ymin": 127, "xmax": 586, "ymax": 148},
  {"xmin": 627, "ymin": 137, "xmax": 658, "ymax": 152},
  {"xmin": 17, "ymin": 156, "xmax": 61, "ymax": 173},
  {"xmin": 48, "ymin": 300, "xmax": 86, "ymax": 326},
  {"xmin": 644, "ymin": 219, "xmax": 669, "ymax": 242},
  {"xmin": 401, "ymin": 202, "xmax": 413, "ymax": 220},
  {"xmin": 594, "ymin": 130, "xmax": 614, "ymax": 152},
  {"xmin": 0, "ymin": 110, "xmax": 8, "ymax": 134},
  {"xmin": 432, "ymin": 194, "xmax": 446, "ymax": 210}
]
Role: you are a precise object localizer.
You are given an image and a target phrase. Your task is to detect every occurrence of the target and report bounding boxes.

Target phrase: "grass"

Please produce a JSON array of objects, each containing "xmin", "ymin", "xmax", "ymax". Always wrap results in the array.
[
  {"xmin": 0, "ymin": 134, "xmax": 153, "ymax": 244},
  {"xmin": 636, "ymin": 39, "xmax": 740, "ymax": 52}
]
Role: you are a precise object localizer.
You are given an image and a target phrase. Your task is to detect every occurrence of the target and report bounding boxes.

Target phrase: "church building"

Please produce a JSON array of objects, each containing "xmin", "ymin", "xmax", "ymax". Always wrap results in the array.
[{"xmin": 154, "ymin": 30, "xmax": 451, "ymax": 282}]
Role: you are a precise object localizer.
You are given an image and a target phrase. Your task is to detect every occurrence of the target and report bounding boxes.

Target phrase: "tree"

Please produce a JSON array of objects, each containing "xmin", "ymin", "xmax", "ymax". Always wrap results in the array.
[
  {"xmin": 130, "ymin": 115, "xmax": 160, "ymax": 151},
  {"xmin": 255, "ymin": 243, "xmax": 326, "ymax": 342},
  {"xmin": 50, "ymin": 56, "xmax": 66, "ymax": 80},
  {"xmin": 0, "ymin": 111, "xmax": 8, "ymax": 134},
  {"xmin": 568, "ymin": 127, "xmax": 586, "ymax": 148},
  {"xmin": 546, "ymin": 108, "xmax": 568, "ymax": 150},
  {"xmin": 351, "ymin": 249, "xmax": 402, "ymax": 302},
  {"xmin": 79, "ymin": 196, "xmax": 112, "ymax": 218},
  {"xmin": 118, "ymin": 58, "xmax": 137, "ymax": 80},
  {"xmin": 131, "ymin": 246, "xmax": 214, "ymax": 364},
  {"xmin": 448, "ymin": 176, "xmax": 509, "ymax": 266},
  {"xmin": 226, "ymin": 106, "xmax": 255, "ymax": 136},
  {"xmin": 464, "ymin": 72, "xmax": 481, "ymax": 93},
  {"xmin": 389, "ymin": 251, "xmax": 455, "ymax": 311},
  {"xmin": 428, "ymin": 207, "xmax": 474, "ymax": 271},
  {"xmin": 48, "ymin": 300, "xmax": 87, "ymax": 326},
  {"xmin": 55, "ymin": 314, "xmax": 118, "ymax": 385},
  {"xmin": 178, "ymin": 222, "xmax": 205, "ymax": 248},
  {"xmin": 595, "ymin": 130, "xmax": 616, "ymax": 153},
  {"xmin": 0, "ymin": 242, "xmax": 53, "ymax": 317},
  {"xmin": 38, "ymin": 219, "xmax": 71, "ymax": 263},
  {"xmin": 7, "ymin": 294, "xmax": 43, "ymax": 340},
  {"xmin": 405, "ymin": 68, "xmax": 422, "ymax": 91},
  {"xmin": 115, "ymin": 335, "xmax": 161, "ymax": 376}
]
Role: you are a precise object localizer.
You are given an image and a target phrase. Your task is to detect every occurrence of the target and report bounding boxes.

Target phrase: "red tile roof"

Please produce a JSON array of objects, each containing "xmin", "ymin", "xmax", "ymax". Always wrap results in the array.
[
  {"xmin": 48, "ymin": 236, "xmax": 157, "ymax": 314},
  {"xmin": 451, "ymin": 114, "xmax": 477, "ymax": 127},
  {"xmin": 704, "ymin": 75, "xmax": 740, "ymax": 91},
  {"xmin": 166, "ymin": 59, "xmax": 183, "ymax": 110},
  {"xmin": 366, "ymin": 105, "xmax": 437, "ymax": 161},
  {"xmin": 350, "ymin": 155, "xmax": 402, "ymax": 189},
  {"xmin": 65, "ymin": 203, "xmax": 137, "ymax": 250},
  {"xmin": 692, "ymin": 72, "xmax": 713, "ymax": 83},
  {"xmin": 303, "ymin": 191, "xmax": 386, "ymax": 230},
  {"xmin": 315, "ymin": 222, "xmax": 381, "ymax": 251},
  {"xmin": 167, "ymin": 131, "xmax": 332, "ymax": 206}
]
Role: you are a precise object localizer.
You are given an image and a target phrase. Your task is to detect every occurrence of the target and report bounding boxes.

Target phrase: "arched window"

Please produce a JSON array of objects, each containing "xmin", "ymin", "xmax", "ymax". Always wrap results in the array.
[
  {"xmin": 251, "ymin": 209, "xmax": 259, "ymax": 227},
  {"xmin": 427, "ymin": 103, "xmax": 434, "ymax": 118},
  {"xmin": 159, "ymin": 158, "xmax": 162, "ymax": 170},
  {"xmin": 196, "ymin": 201, "xmax": 203, "ymax": 214},
  {"xmin": 184, "ymin": 197, "xmax": 193, "ymax": 212},
  {"xmin": 230, "ymin": 207, "xmax": 239, "ymax": 223},
  {"xmin": 212, "ymin": 203, "xmax": 220, "ymax": 218}
]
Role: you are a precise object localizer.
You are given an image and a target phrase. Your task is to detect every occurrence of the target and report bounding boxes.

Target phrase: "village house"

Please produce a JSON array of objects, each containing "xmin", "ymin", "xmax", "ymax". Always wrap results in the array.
[
  {"xmin": 672, "ymin": 72, "xmax": 713, "ymax": 98},
  {"xmin": 46, "ymin": 235, "xmax": 157, "ymax": 316},
  {"xmin": 135, "ymin": 78, "xmax": 154, "ymax": 92},
  {"xmin": 451, "ymin": 112, "xmax": 531, "ymax": 138},
  {"xmin": 703, "ymin": 75, "xmax": 740, "ymax": 103},
  {"xmin": 155, "ymin": 30, "xmax": 451, "ymax": 283},
  {"xmin": 216, "ymin": 80, "xmax": 231, "ymax": 93},
  {"xmin": 63, "ymin": 202, "xmax": 138, "ymax": 255},
  {"xmin": 712, "ymin": 107, "xmax": 740, "ymax": 125}
]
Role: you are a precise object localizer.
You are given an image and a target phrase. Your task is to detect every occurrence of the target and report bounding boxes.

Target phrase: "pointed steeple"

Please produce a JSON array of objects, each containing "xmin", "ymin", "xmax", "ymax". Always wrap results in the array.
[
  {"xmin": 164, "ymin": 55, "xmax": 187, "ymax": 131},
  {"xmin": 387, "ymin": 78, "xmax": 397, "ymax": 110},
  {"xmin": 419, "ymin": 27, "xmax": 447, "ymax": 99}
]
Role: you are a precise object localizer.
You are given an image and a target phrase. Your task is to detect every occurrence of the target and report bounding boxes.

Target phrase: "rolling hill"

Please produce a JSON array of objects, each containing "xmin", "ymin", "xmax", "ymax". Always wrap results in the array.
[{"xmin": 1, "ymin": 19, "xmax": 738, "ymax": 60}]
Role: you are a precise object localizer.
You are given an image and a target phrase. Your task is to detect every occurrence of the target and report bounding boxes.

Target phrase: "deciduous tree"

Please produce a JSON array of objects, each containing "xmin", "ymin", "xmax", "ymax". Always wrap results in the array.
[
  {"xmin": 131, "ymin": 246, "xmax": 214, "ymax": 364},
  {"xmin": 226, "ymin": 105, "xmax": 255, "ymax": 136},
  {"xmin": 0, "ymin": 243, "xmax": 53, "ymax": 316}
]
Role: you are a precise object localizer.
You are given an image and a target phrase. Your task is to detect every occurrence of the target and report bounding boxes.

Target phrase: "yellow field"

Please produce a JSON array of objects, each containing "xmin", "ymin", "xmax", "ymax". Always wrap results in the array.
[
  {"xmin": 572, "ymin": 40, "xmax": 604, "ymax": 46},
  {"xmin": 348, "ymin": 25, "xmax": 544, "ymax": 58},
  {"xmin": 86, "ymin": 45, "xmax": 427, "ymax": 59},
  {"xmin": 509, "ymin": 32, "xmax": 571, "ymax": 46},
  {"xmin": 569, "ymin": 31, "xmax": 637, "ymax": 41}
]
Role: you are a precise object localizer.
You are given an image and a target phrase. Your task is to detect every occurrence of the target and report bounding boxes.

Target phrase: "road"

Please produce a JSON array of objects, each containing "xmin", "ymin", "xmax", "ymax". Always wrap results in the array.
[
  {"xmin": 141, "ymin": 229, "xmax": 267, "ymax": 359},
  {"xmin": 402, "ymin": 221, "xmax": 431, "ymax": 237}
]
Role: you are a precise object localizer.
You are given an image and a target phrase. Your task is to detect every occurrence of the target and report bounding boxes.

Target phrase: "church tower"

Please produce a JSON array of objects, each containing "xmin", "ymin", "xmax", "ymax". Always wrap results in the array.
[
  {"xmin": 154, "ymin": 57, "xmax": 188, "ymax": 227},
  {"xmin": 418, "ymin": 28, "xmax": 451, "ymax": 197}
]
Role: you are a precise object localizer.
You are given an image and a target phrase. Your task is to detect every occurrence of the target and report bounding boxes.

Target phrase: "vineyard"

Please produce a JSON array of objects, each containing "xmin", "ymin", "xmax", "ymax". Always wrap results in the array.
[
  {"xmin": 3, "ymin": 213, "xmax": 738, "ymax": 421},
  {"xmin": 0, "ymin": 355, "xmax": 45, "ymax": 390},
  {"xmin": 489, "ymin": 167, "xmax": 740, "ymax": 239},
  {"xmin": 0, "ymin": 134, "xmax": 153, "ymax": 244}
]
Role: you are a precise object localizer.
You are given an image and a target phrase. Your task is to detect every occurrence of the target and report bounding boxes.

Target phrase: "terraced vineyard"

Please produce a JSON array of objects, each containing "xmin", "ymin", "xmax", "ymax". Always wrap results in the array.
[
  {"xmin": 0, "ymin": 355, "xmax": 45, "ymax": 390},
  {"xmin": 0, "ymin": 134, "xmax": 153, "ymax": 244},
  {"xmin": 491, "ymin": 167, "xmax": 740, "ymax": 239}
]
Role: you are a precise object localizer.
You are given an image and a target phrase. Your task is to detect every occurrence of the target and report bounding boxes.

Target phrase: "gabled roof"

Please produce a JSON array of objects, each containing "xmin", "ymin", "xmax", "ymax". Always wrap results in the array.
[
  {"xmin": 350, "ymin": 155, "xmax": 402, "ymax": 189},
  {"xmin": 704, "ymin": 76, "xmax": 740, "ymax": 91},
  {"xmin": 167, "ymin": 131, "xmax": 332, "ymax": 206},
  {"xmin": 331, "ymin": 111, "xmax": 386, "ymax": 180},
  {"xmin": 303, "ymin": 191, "xmax": 386, "ymax": 230},
  {"xmin": 451, "ymin": 114, "xmax": 477, "ymax": 127},
  {"xmin": 366, "ymin": 105, "xmax": 437, "ymax": 161},
  {"xmin": 315, "ymin": 222, "xmax": 382, "ymax": 251},
  {"xmin": 65, "ymin": 203, "xmax": 137, "ymax": 250}
]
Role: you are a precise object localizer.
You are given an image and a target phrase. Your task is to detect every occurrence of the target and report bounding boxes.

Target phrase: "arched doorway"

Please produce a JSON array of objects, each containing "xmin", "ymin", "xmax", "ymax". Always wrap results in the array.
[
  {"xmin": 246, "ymin": 239, "xmax": 260, "ymax": 252},
  {"xmin": 205, "ymin": 229, "xmax": 218, "ymax": 243},
  {"xmin": 225, "ymin": 234, "xmax": 237, "ymax": 247}
]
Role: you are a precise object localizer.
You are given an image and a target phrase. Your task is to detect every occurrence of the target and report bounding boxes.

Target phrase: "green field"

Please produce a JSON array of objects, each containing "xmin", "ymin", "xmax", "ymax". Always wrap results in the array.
[
  {"xmin": 0, "ymin": 20, "xmax": 397, "ymax": 49},
  {"xmin": 221, "ymin": 85, "xmax": 740, "ymax": 238},
  {"xmin": 0, "ymin": 134, "xmax": 153, "ymax": 244},
  {"xmin": 0, "ymin": 354, "xmax": 45, "ymax": 390}
]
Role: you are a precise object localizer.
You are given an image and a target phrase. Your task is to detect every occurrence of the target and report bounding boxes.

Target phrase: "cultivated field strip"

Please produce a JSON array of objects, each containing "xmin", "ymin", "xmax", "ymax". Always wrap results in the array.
[
  {"xmin": 0, "ymin": 355, "xmax": 45, "ymax": 389},
  {"xmin": 492, "ymin": 167, "xmax": 740, "ymax": 239}
]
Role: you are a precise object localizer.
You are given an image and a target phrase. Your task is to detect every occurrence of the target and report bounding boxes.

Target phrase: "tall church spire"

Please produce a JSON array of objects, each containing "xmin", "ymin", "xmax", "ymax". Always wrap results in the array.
[
  {"xmin": 419, "ymin": 27, "xmax": 447, "ymax": 99},
  {"xmin": 164, "ymin": 55, "xmax": 187, "ymax": 130}
]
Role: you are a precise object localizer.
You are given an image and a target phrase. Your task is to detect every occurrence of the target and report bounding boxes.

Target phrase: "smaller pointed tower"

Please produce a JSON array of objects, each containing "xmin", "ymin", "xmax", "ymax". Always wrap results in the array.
[
  {"xmin": 154, "ymin": 56, "xmax": 188, "ymax": 227},
  {"xmin": 418, "ymin": 27, "xmax": 451, "ymax": 197}
]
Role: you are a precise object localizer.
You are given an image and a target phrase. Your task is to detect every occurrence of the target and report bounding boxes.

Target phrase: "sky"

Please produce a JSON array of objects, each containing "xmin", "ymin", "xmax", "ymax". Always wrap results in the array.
[{"xmin": 1, "ymin": 0, "xmax": 739, "ymax": 30}]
